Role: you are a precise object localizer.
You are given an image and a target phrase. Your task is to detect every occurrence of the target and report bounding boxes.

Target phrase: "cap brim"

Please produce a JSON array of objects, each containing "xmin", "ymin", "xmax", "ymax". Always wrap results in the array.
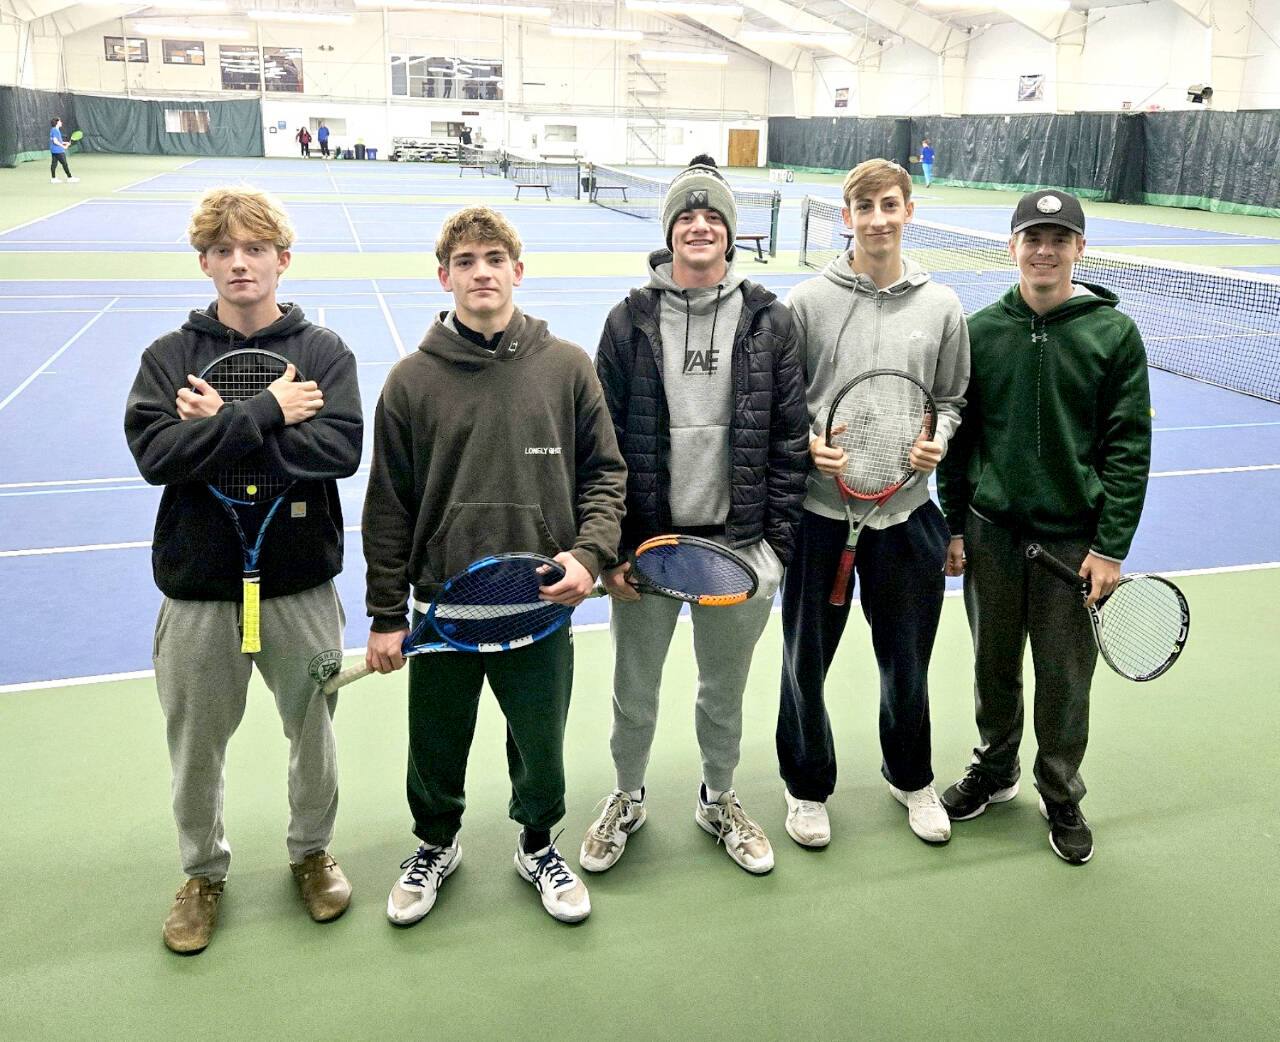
[{"xmin": 1011, "ymin": 216, "xmax": 1085, "ymax": 236}]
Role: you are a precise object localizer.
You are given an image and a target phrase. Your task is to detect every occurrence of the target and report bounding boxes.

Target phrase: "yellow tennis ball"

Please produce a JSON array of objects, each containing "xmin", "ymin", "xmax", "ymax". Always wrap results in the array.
[
  {"xmin": 247, "ymin": 484, "xmax": 258, "ymax": 496},
  {"xmin": 1149, "ymin": 408, "xmax": 1155, "ymax": 417}
]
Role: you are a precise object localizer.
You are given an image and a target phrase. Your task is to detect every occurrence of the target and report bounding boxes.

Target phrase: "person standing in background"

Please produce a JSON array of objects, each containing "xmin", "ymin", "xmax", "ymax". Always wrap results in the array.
[
  {"xmin": 920, "ymin": 140, "xmax": 935, "ymax": 188},
  {"xmin": 317, "ymin": 122, "xmax": 330, "ymax": 158},
  {"xmin": 49, "ymin": 117, "xmax": 78, "ymax": 184}
]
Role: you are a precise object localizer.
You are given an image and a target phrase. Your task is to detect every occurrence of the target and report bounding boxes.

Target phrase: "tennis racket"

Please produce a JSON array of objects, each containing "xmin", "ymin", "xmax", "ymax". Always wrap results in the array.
[
  {"xmin": 593, "ymin": 534, "xmax": 758, "ymax": 606},
  {"xmin": 69, "ymin": 130, "xmax": 83, "ymax": 142},
  {"xmin": 1025, "ymin": 544, "xmax": 1190, "ymax": 682},
  {"xmin": 201, "ymin": 348, "xmax": 299, "ymax": 654},
  {"xmin": 321, "ymin": 553, "xmax": 573, "ymax": 694},
  {"xmin": 825, "ymin": 369, "xmax": 936, "ymax": 607}
]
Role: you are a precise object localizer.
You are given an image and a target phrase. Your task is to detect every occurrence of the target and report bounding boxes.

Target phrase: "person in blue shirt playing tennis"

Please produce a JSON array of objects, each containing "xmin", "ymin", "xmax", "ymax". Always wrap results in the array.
[
  {"xmin": 49, "ymin": 117, "xmax": 78, "ymax": 184},
  {"xmin": 920, "ymin": 140, "xmax": 935, "ymax": 187}
]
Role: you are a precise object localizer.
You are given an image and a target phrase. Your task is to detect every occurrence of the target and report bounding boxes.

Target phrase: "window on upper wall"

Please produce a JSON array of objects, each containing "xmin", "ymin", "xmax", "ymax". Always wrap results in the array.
[
  {"xmin": 544, "ymin": 125, "xmax": 577, "ymax": 144},
  {"xmin": 104, "ymin": 37, "xmax": 148, "ymax": 62},
  {"xmin": 389, "ymin": 54, "xmax": 502, "ymax": 100},
  {"xmin": 165, "ymin": 109, "xmax": 210, "ymax": 133},
  {"xmin": 264, "ymin": 47, "xmax": 303, "ymax": 93},
  {"xmin": 162, "ymin": 40, "xmax": 205, "ymax": 66},
  {"xmin": 220, "ymin": 46, "xmax": 261, "ymax": 91}
]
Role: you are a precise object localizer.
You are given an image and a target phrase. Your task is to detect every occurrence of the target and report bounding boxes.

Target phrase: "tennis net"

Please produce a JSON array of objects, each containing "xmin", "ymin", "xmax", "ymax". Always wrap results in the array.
[
  {"xmin": 503, "ymin": 150, "xmax": 581, "ymax": 200},
  {"xmin": 587, "ymin": 163, "xmax": 782, "ymax": 258},
  {"xmin": 800, "ymin": 195, "xmax": 1280, "ymax": 402}
]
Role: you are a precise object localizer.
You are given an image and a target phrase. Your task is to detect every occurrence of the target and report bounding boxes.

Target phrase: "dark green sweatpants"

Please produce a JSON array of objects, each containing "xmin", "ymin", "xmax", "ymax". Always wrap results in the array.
[{"xmin": 405, "ymin": 624, "xmax": 573, "ymax": 846}]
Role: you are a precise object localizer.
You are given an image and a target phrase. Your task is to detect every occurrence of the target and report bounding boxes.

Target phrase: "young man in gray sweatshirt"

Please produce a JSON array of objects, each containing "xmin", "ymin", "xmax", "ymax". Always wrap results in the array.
[
  {"xmin": 583, "ymin": 159, "xmax": 809, "ymax": 875},
  {"xmin": 777, "ymin": 159, "xmax": 969, "ymax": 849}
]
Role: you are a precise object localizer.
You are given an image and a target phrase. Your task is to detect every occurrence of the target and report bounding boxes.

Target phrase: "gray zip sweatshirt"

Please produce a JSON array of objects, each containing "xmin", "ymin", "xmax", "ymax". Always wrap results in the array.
[{"xmin": 785, "ymin": 251, "xmax": 970, "ymax": 526}]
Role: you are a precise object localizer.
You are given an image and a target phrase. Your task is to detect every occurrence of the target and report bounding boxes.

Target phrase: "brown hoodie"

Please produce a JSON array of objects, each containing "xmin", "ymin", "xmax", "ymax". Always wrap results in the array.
[{"xmin": 362, "ymin": 307, "xmax": 627, "ymax": 631}]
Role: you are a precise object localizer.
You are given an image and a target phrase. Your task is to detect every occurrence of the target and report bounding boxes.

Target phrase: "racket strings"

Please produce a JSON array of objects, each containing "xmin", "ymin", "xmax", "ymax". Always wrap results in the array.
[
  {"xmin": 830, "ymin": 379, "xmax": 928, "ymax": 496},
  {"xmin": 432, "ymin": 560, "xmax": 568, "ymax": 645},
  {"xmin": 633, "ymin": 543, "xmax": 754, "ymax": 597},
  {"xmin": 1096, "ymin": 579, "xmax": 1186, "ymax": 678},
  {"xmin": 204, "ymin": 352, "xmax": 291, "ymax": 502}
]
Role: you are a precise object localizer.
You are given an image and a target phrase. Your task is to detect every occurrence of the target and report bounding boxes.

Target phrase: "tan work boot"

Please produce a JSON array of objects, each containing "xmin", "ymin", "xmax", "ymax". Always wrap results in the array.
[
  {"xmin": 291, "ymin": 850, "xmax": 351, "ymax": 922},
  {"xmin": 162, "ymin": 877, "xmax": 224, "ymax": 954}
]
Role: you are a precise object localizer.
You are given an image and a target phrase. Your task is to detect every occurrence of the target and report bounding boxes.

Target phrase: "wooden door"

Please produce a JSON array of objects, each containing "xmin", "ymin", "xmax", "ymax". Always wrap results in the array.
[{"xmin": 727, "ymin": 129, "xmax": 759, "ymax": 168}]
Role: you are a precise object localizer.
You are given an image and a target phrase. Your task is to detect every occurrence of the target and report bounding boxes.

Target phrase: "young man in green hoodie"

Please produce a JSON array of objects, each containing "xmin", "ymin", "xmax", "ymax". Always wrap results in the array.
[
  {"xmin": 125, "ymin": 186, "xmax": 363, "ymax": 954},
  {"xmin": 582, "ymin": 158, "xmax": 809, "ymax": 876},
  {"xmin": 361, "ymin": 205, "xmax": 626, "ymax": 924},
  {"xmin": 777, "ymin": 158, "xmax": 969, "ymax": 850},
  {"xmin": 936, "ymin": 189, "xmax": 1152, "ymax": 864}
]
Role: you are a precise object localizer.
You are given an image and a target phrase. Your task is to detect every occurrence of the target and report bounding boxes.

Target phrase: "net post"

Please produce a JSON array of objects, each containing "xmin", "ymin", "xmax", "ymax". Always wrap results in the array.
[
  {"xmin": 799, "ymin": 195, "xmax": 811, "ymax": 268},
  {"xmin": 769, "ymin": 189, "xmax": 781, "ymax": 258}
]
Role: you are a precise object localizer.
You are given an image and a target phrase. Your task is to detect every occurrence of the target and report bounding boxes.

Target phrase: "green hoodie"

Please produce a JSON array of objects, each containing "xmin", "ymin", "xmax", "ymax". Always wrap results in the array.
[
  {"xmin": 936, "ymin": 283, "xmax": 1151, "ymax": 560},
  {"xmin": 362, "ymin": 307, "xmax": 627, "ymax": 632}
]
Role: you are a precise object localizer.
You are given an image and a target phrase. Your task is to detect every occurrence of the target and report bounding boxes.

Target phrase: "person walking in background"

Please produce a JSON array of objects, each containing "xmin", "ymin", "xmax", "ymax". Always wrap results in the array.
[
  {"xmin": 296, "ymin": 126, "xmax": 312, "ymax": 158},
  {"xmin": 776, "ymin": 158, "xmax": 968, "ymax": 850},
  {"xmin": 317, "ymin": 122, "xmax": 330, "ymax": 158},
  {"xmin": 920, "ymin": 140, "xmax": 935, "ymax": 187},
  {"xmin": 49, "ymin": 117, "xmax": 78, "ymax": 184},
  {"xmin": 124, "ymin": 186, "xmax": 363, "ymax": 954},
  {"xmin": 581, "ymin": 157, "xmax": 809, "ymax": 877},
  {"xmin": 936, "ymin": 189, "xmax": 1152, "ymax": 865},
  {"xmin": 362, "ymin": 205, "xmax": 626, "ymax": 926}
]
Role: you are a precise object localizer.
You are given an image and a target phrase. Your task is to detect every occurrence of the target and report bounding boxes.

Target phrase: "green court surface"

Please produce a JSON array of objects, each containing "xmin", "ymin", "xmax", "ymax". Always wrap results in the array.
[{"xmin": 3, "ymin": 573, "xmax": 1277, "ymax": 1042}]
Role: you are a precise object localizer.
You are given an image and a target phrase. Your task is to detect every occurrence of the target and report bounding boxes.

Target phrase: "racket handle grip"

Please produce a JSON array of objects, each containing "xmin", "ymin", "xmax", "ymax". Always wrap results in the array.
[
  {"xmin": 829, "ymin": 550, "xmax": 855, "ymax": 607},
  {"xmin": 321, "ymin": 662, "xmax": 373, "ymax": 695},
  {"xmin": 1025, "ymin": 543, "xmax": 1090, "ymax": 595}
]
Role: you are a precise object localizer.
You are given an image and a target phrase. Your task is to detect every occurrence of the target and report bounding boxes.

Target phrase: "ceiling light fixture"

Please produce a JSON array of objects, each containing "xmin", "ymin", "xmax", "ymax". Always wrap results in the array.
[
  {"xmin": 638, "ymin": 49, "xmax": 729, "ymax": 64},
  {"xmin": 551, "ymin": 27, "xmax": 644, "ymax": 41}
]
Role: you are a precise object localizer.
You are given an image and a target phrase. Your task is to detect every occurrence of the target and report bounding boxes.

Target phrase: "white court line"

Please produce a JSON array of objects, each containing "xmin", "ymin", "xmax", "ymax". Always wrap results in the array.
[
  {"xmin": 371, "ymin": 279, "xmax": 406, "ymax": 357},
  {"xmin": 1150, "ymin": 464, "xmax": 1280, "ymax": 477},
  {"xmin": 1155, "ymin": 422, "xmax": 1280, "ymax": 432},
  {"xmin": 0, "ymin": 476, "xmax": 145, "ymax": 490},
  {"xmin": 3, "ymin": 561, "xmax": 1276, "ymax": 695},
  {"xmin": 0, "ymin": 198, "xmax": 92, "ymax": 237},
  {"xmin": 318, "ymin": 306, "xmax": 326, "ymax": 327},
  {"xmin": 0, "ymin": 540, "xmax": 151, "ymax": 558},
  {"xmin": 0, "ymin": 297, "xmax": 119, "ymax": 414}
]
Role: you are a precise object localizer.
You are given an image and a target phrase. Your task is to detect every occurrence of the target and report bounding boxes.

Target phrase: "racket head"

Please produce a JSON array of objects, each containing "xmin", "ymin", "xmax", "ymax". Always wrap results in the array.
[
  {"xmin": 427, "ymin": 552, "xmax": 572, "ymax": 652},
  {"xmin": 69, "ymin": 129, "xmax": 84, "ymax": 141},
  {"xmin": 630, "ymin": 534, "xmax": 758, "ymax": 606},
  {"xmin": 825, "ymin": 368, "xmax": 936, "ymax": 500},
  {"xmin": 1093, "ymin": 574, "xmax": 1190, "ymax": 681},
  {"xmin": 199, "ymin": 349, "xmax": 295, "ymax": 503}
]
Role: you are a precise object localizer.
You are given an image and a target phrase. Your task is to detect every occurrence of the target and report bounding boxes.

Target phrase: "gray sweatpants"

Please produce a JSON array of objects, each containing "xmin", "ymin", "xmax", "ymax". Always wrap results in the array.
[
  {"xmin": 152, "ymin": 581, "xmax": 345, "ymax": 880},
  {"xmin": 609, "ymin": 540, "xmax": 780, "ymax": 794}
]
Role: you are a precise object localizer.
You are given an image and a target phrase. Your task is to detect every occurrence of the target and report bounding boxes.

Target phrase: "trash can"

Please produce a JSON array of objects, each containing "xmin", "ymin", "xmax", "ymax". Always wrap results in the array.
[
  {"xmin": 366, "ymin": 148, "xmax": 377, "ymax": 160},
  {"xmin": 354, "ymin": 142, "xmax": 366, "ymax": 160}
]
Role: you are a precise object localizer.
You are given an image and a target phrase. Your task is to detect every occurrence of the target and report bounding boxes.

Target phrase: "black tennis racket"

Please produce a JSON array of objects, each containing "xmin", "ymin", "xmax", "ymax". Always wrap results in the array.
[
  {"xmin": 593, "ymin": 534, "xmax": 758, "ymax": 606},
  {"xmin": 201, "ymin": 348, "xmax": 298, "ymax": 654},
  {"xmin": 1026, "ymin": 544, "xmax": 1190, "ymax": 682},
  {"xmin": 826, "ymin": 369, "xmax": 935, "ymax": 607},
  {"xmin": 322, "ymin": 553, "xmax": 573, "ymax": 693}
]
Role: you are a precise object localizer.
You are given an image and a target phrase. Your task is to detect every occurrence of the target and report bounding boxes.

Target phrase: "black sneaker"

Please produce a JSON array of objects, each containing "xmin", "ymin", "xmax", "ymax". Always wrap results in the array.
[
  {"xmin": 939, "ymin": 767, "xmax": 1019, "ymax": 821},
  {"xmin": 1039, "ymin": 796, "xmax": 1094, "ymax": 864}
]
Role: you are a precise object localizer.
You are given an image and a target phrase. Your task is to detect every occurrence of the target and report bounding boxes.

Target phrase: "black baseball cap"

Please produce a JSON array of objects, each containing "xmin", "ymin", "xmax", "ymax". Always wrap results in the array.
[{"xmin": 1011, "ymin": 189, "xmax": 1086, "ymax": 236}]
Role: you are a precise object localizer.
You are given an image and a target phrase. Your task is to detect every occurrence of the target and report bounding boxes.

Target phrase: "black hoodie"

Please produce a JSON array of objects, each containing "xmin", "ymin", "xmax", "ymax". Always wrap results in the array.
[{"xmin": 124, "ymin": 302, "xmax": 363, "ymax": 601}]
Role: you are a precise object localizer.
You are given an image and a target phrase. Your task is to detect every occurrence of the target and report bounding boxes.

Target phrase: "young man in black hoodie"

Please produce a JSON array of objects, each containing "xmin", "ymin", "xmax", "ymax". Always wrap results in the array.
[
  {"xmin": 362, "ymin": 205, "xmax": 625, "ymax": 925},
  {"xmin": 581, "ymin": 158, "xmax": 809, "ymax": 876},
  {"xmin": 125, "ymin": 187, "xmax": 363, "ymax": 954}
]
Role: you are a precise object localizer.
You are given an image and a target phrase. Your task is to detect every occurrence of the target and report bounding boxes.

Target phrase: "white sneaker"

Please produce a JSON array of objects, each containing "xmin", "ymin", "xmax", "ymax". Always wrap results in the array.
[
  {"xmin": 386, "ymin": 841, "xmax": 460, "ymax": 925},
  {"xmin": 580, "ymin": 789, "xmax": 646, "ymax": 872},
  {"xmin": 696, "ymin": 787, "xmax": 774, "ymax": 874},
  {"xmin": 889, "ymin": 784, "xmax": 952, "ymax": 843},
  {"xmin": 515, "ymin": 836, "xmax": 591, "ymax": 922},
  {"xmin": 67, "ymin": 176, "xmax": 80, "ymax": 183},
  {"xmin": 51, "ymin": 178, "xmax": 59, "ymax": 183},
  {"xmin": 784, "ymin": 790, "xmax": 830, "ymax": 848}
]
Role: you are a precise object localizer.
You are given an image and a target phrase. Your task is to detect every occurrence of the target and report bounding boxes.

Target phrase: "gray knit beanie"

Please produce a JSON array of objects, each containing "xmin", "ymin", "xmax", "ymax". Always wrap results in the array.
[{"xmin": 662, "ymin": 164, "xmax": 738, "ymax": 260}]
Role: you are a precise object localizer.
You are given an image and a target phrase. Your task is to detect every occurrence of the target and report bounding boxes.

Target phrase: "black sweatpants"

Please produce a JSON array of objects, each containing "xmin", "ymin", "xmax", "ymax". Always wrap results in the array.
[
  {"xmin": 405, "ymin": 623, "xmax": 573, "ymax": 846},
  {"xmin": 777, "ymin": 504, "xmax": 947, "ymax": 800}
]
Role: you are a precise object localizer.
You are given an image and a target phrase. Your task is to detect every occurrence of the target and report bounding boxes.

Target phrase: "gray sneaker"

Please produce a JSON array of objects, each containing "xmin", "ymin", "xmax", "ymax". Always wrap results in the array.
[
  {"xmin": 386, "ymin": 841, "xmax": 460, "ymax": 925},
  {"xmin": 580, "ymin": 789, "xmax": 646, "ymax": 872},
  {"xmin": 696, "ymin": 787, "xmax": 774, "ymax": 874}
]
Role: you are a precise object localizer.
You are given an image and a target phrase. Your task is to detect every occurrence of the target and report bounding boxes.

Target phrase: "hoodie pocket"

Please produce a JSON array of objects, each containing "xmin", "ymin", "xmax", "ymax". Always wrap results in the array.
[{"xmin": 419, "ymin": 502, "xmax": 561, "ymax": 584}]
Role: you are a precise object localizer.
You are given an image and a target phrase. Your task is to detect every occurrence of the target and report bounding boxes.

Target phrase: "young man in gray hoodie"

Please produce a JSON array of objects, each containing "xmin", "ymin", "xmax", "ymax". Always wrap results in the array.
[
  {"xmin": 777, "ymin": 159, "xmax": 969, "ymax": 849},
  {"xmin": 583, "ymin": 159, "xmax": 809, "ymax": 875}
]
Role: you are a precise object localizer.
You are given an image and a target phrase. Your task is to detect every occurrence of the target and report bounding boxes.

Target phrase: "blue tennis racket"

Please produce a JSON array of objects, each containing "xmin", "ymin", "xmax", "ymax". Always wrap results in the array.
[
  {"xmin": 200, "ymin": 348, "xmax": 297, "ymax": 654},
  {"xmin": 322, "ymin": 553, "xmax": 572, "ymax": 693},
  {"xmin": 594, "ymin": 534, "xmax": 758, "ymax": 606}
]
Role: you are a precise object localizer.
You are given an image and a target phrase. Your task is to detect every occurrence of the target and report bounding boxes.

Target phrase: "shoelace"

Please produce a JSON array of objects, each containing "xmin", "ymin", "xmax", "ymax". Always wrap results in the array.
[
  {"xmin": 1049, "ymin": 802, "xmax": 1085, "ymax": 828},
  {"xmin": 720, "ymin": 793, "xmax": 765, "ymax": 843},
  {"xmin": 400, "ymin": 845, "xmax": 449, "ymax": 888},
  {"xmin": 530, "ymin": 831, "xmax": 575, "ymax": 892},
  {"xmin": 589, "ymin": 793, "xmax": 630, "ymax": 839}
]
